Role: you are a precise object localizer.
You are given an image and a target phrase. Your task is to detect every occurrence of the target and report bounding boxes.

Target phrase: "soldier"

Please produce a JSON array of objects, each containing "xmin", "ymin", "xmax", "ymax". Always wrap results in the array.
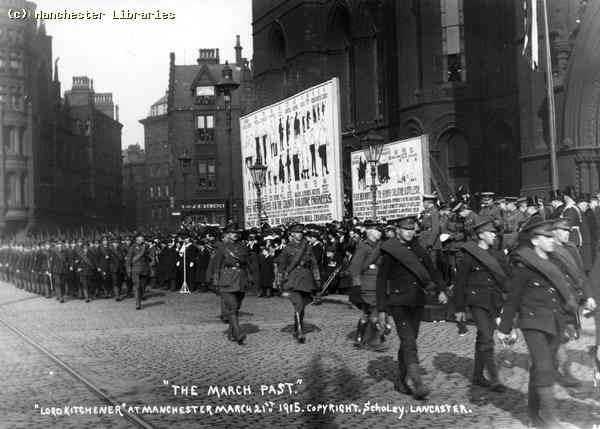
[
  {"xmin": 478, "ymin": 192, "xmax": 504, "ymax": 232},
  {"xmin": 306, "ymin": 226, "xmax": 325, "ymax": 305},
  {"xmin": 418, "ymin": 194, "xmax": 441, "ymax": 264},
  {"xmin": 498, "ymin": 219, "xmax": 579, "ymax": 427},
  {"xmin": 349, "ymin": 220, "xmax": 388, "ymax": 351},
  {"xmin": 95, "ymin": 236, "xmax": 112, "ymax": 298},
  {"xmin": 127, "ymin": 232, "xmax": 151, "ymax": 310},
  {"xmin": 148, "ymin": 236, "xmax": 161, "ymax": 289},
  {"xmin": 40, "ymin": 240, "xmax": 52, "ymax": 298},
  {"xmin": 577, "ymin": 193, "xmax": 598, "ymax": 273},
  {"xmin": 376, "ymin": 215, "xmax": 447, "ymax": 399},
  {"xmin": 121, "ymin": 235, "xmax": 134, "ymax": 297},
  {"xmin": 502, "ymin": 197, "xmax": 524, "ymax": 252},
  {"xmin": 76, "ymin": 243, "xmax": 97, "ymax": 302},
  {"xmin": 108, "ymin": 235, "xmax": 126, "ymax": 301},
  {"xmin": 454, "ymin": 219, "xmax": 509, "ymax": 392},
  {"xmin": 211, "ymin": 222, "xmax": 251, "ymax": 344},
  {"xmin": 550, "ymin": 218, "xmax": 597, "ymax": 387},
  {"xmin": 275, "ymin": 223, "xmax": 322, "ymax": 343},
  {"xmin": 50, "ymin": 239, "xmax": 70, "ymax": 303},
  {"xmin": 458, "ymin": 203, "xmax": 478, "ymax": 242}
]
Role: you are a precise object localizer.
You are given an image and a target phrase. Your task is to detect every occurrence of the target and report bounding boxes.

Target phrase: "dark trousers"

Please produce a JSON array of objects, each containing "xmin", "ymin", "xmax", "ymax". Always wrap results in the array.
[
  {"xmin": 132, "ymin": 274, "xmax": 148, "ymax": 307},
  {"xmin": 470, "ymin": 306, "xmax": 497, "ymax": 354},
  {"xmin": 522, "ymin": 329, "xmax": 560, "ymax": 388},
  {"xmin": 389, "ymin": 305, "xmax": 424, "ymax": 366},
  {"xmin": 79, "ymin": 276, "xmax": 91, "ymax": 299},
  {"xmin": 221, "ymin": 291, "xmax": 245, "ymax": 314},
  {"xmin": 111, "ymin": 272, "xmax": 123, "ymax": 297},
  {"xmin": 289, "ymin": 290, "xmax": 312, "ymax": 313},
  {"xmin": 52, "ymin": 273, "xmax": 65, "ymax": 301}
]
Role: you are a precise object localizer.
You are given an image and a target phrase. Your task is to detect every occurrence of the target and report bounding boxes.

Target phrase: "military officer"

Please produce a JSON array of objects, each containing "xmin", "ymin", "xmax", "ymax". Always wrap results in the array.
[
  {"xmin": 561, "ymin": 186, "xmax": 582, "ymax": 248},
  {"xmin": 479, "ymin": 192, "xmax": 504, "ymax": 232},
  {"xmin": 418, "ymin": 194, "xmax": 441, "ymax": 263},
  {"xmin": 349, "ymin": 220, "xmax": 388, "ymax": 351},
  {"xmin": 454, "ymin": 219, "xmax": 509, "ymax": 392},
  {"xmin": 376, "ymin": 215, "xmax": 447, "ymax": 400},
  {"xmin": 50, "ymin": 239, "xmax": 70, "ymax": 303},
  {"xmin": 211, "ymin": 222, "xmax": 251, "ymax": 344},
  {"xmin": 275, "ymin": 223, "xmax": 322, "ymax": 343},
  {"xmin": 96, "ymin": 236, "xmax": 112, "ymax": 299},
  {"xmin": 502, "ymin": 197, "xmax": 524, "ymax": 252},
  {"xmin": 127, "ymin": 232, "xmax": 151, "ymax": 310},
  {"xmin": 76, "ymin": 243, "xmax": 97, "ymax": 302},
  {"xmin": 458, "ymin": 202, "xmax": 479, "ymax": 242},
  {"xmin": 498, "ymin": 219, "xmax": 578, "ymax": 427}
]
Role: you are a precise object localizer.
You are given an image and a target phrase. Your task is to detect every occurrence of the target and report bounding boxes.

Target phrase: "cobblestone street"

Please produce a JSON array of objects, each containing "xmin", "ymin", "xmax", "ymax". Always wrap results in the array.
[{"xmin": 1, "ymin": 281, "xmax": 599, "ymax": 429}]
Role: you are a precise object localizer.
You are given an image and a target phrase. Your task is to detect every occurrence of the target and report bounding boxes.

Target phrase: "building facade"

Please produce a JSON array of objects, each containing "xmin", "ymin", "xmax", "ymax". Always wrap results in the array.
[
  {"xmin": 252, "ymin": 0, "xmax": 521, "ymax": 206},
  {"xmin": 139, "ymin": 37, "xmax": 253, "ymax": 229},
  {"xmin": 122, "ymin": 143, "xmax": 146, "ymax": 230},
  {"xmin": 0, "ymin": 0, "xmax": 123, "ymax": 236}
]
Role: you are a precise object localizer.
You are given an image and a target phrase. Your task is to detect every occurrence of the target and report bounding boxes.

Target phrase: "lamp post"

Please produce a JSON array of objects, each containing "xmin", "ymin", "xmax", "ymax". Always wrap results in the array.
[
  {"xmin": 215, "ymin": 61, "xmax": 239, "ymax": 222},
  {"xmin": 178, "ymin": 150, "xmax": 192, "ymax": 223},
  {"xmin": 249, "ymin": 158, "xmax": 267, "ymax": 227},
  {"xmin": 360, "ymin": 131, "xmax": 385, "ymax": 221}
]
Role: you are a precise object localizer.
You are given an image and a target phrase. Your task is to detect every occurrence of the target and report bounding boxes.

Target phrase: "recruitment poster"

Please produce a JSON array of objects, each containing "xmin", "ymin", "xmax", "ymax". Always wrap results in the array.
[
  {"xmin": 350, "ymin": 136, "xmax": 431, "ymax": 220},
  {"xmin": 240, "ymin": 79, "xmax": 343, "ymax": 227}
]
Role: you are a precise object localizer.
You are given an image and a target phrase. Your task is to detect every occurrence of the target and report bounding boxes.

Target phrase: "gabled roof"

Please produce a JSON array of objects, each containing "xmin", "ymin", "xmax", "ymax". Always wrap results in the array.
[
  {"xmin": 172, "ymin": 64, "xmax": 243, "ymax": 109},
  {"xmin": 189, "ymin": 63, "xmax": 218, "ymax": 93}
]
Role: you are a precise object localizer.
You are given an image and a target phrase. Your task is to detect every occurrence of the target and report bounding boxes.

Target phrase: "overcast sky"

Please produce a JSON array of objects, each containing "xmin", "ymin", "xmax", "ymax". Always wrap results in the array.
[{"xmin": 35, "ymin": 0, "xmax": 253, "ymax": 149}]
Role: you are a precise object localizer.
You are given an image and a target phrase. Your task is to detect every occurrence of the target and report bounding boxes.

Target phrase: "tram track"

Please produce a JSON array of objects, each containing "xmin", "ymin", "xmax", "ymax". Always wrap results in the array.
[{"xmin": 0, "ymin": 316, "xmax": 157, "ymax": 429}]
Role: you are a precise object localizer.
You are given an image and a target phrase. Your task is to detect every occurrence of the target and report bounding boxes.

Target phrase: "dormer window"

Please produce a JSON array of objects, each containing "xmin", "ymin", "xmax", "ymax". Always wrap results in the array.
[{"xmin": 195, "ymin": 86, "xmax": 215, "ymax": 105}]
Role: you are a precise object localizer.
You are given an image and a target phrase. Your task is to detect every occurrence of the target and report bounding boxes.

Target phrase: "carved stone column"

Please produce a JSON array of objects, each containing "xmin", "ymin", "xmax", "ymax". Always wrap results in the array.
[{"xmin": 590, "ymin": 157, "xmax": 599, "ymax": 195}]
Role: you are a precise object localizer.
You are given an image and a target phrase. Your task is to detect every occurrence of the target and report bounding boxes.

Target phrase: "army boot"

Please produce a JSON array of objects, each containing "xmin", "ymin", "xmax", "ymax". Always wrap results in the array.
[
  {"xmin": 295, "ymin": 312, "xmax": 306, "ymax": 343},
  {"xmin": 353, "ymin": 319, "xmax": 368, "ymax": 348},
  {"xmin": 407, "ymin": 363, "xmax": 430, "ymax": 400},
  {"xmin": 229, "ymin": 312, "xmax": 246, "ymax": 345},
  {"xmin": 483, "ymin": 351, "xmax": 506, "ymax": 392},
  {"xmin": 536, "ymin": 386, "xmax": 563, "ymax": 428},
  {"xmin": 556, "ymin": 362, "xmax": 582, "ymax": 388},
  {"xmin": 471, "ymin": 349, "xmax": 491, "ymax": 387},
  {"xmin": 395, "ymin": 355, "xmax": 413, "ymax": 395}
]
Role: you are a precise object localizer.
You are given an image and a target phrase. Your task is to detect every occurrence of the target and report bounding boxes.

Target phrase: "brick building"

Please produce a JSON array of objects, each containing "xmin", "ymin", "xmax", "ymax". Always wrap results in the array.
[
  {"xmin": 251, "ymin": 0, "xmax": 521, "ymax": 203},
  {"xmin": 0, "ymin": 0, "xmax": 123, "ymax": 236},
  {"xmin": 140, "ymin": 37, "xmax": 252, "ymax": 229}
]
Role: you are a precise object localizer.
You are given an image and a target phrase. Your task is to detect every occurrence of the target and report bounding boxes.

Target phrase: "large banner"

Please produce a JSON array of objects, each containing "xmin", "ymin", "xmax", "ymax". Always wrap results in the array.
[
  {"xmin": 351, "ymin": 136, "xmax": 430, "ymax": 220},
  {"xmin": 240, "ymin": 79, "xmax": 343, "ymax": 227}
]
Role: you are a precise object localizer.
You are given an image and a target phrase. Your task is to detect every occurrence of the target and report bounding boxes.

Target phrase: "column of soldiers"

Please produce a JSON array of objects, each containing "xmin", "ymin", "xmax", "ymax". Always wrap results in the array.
[{"xmin": 2, "ymin": 186, "xmax": 600, "ymax": 426}]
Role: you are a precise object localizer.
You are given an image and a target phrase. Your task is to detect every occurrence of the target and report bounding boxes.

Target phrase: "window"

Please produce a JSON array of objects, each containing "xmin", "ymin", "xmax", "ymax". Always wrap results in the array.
[
  {"xmin": 149, "ymin": 165, "xmax": 153, "ymax": 178},
  {"xmin": 157, "ymin": 185, "xmax": 162, "ymax": 198},
  {"xmin": 151, "ymin": 208, "xmax": 155, "ymax": 221},
  {"xmin": 165, "ymin": 185, "xmax": 169, "ymax": 197},
  {"xmin": 195, "ymin": 86, "xmax": 215, "ymax": 105},
  {"xmin": 197, "ymin": 114, "xmax": 214, "ymax": 142},
  {"xmin": 441, "ymin": 0, "xmax": 466, "ymax": 82},
  {"xmin": 9, "ymin": 86, "xmax": 22, "ymax": 111},
  {"xmin": 150, "ymin": 102, "xmax": 167, "ymax": 117},
  {"xmin": 198, "ymin": 159, "xmax": 216, "ymax": 189},
  {"xmin": 9, "ymin": 52, "xmax": 22, "ymax": 75},
  {"xmin": 0, "ymin": 51, "xmax": 6, "ymax": 74},
  {"xmin": 150, "ymin": 186, "xmax": 154, "ymax": 199}
]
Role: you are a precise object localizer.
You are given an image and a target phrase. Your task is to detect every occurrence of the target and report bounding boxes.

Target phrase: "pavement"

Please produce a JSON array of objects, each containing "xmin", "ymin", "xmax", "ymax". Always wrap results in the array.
[{"xmin": 0, "ymin": 281, "xmax": 599, "ymax": 429}]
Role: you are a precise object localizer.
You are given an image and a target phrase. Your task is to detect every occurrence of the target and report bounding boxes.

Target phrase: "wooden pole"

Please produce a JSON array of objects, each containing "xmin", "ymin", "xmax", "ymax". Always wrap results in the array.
[{"xmin": 542, "ymin": 0, "xmax": 559, "ymax": 190}]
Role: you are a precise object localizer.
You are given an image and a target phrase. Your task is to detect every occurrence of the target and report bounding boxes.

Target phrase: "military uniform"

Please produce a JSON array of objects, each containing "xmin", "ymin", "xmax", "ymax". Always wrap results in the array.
[
  {"xmin": 212, "ymin": 223, "xmax": 251, "ymax": 344},
  {"xmin": 50, "ymin": 243, "xmax": 70, "ymax": 303},
  {"xmin": 418, "ymin": 203, "xmax": 441, "ymax": 253},
  {"xmin": 275, "ymin": 223, "xmax": 321, "ymax": 343},
  {"xmin": 108, "ymin": 241, "xmax": 126, "ymax": 300},
  {"xmin": 76, "ymin": 248, "xmax": 97, "ymax": 302},
  {"xmin": 127, "ymin": 238, "xmax": 151, "ymax": 309},
  {"xmin": 502, "ymin": 209, "xmax": 525, "ymax": 251},
  {"xmin": 561, "ymin": 204, "xmax": 582, "ymax": 248}
]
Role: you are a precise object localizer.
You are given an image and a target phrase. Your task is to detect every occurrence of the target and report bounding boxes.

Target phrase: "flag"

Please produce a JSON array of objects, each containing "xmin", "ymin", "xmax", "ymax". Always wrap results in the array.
[{"xmin": 522, "ymin": 0, "xmax": 539, "ymax": 70}]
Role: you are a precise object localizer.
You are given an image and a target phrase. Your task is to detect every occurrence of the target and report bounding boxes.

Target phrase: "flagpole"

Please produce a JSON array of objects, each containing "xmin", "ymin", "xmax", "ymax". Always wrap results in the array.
[{"xmin": 542, "ymin": 0, "xmax": 559, "ymax": 190}]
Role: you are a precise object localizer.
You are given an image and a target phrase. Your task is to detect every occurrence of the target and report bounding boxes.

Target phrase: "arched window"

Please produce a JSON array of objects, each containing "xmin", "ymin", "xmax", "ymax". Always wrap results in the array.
[
  {"xmin": 19, "ymin": 172, "xmax": 26, "ymax": 206},
  {"xmin": 435, "ymin": 128, "xmax": 470, "ymax": 193}
]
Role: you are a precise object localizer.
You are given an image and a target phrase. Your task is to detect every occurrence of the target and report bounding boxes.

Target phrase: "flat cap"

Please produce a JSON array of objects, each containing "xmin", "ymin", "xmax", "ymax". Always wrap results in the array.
[
  {"xmin": 521, "ymin": 219, "xmax": 555, "ymax": 237},
  {"xmin": 552, "ymin": 218, "xmax": 571, "ymax": 231},
  {"xmin": 395, "ymin": 214, "xmax": 418, "ymax": 229}
]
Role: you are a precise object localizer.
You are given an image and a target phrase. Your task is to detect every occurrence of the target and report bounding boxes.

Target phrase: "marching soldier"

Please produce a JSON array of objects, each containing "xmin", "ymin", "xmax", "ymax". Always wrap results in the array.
[
  {"xmin": 376, "ymin": 215, "xmax": 447, "ymax": 399},
  {"xmin": 275, "ymin": 223, "xmax": 322, "ymax": 343},
  {"xmin": 454, "ymin": 219, "xmax": 509, "ymax": 392},
  {"xmin": 211, "ymin": 222, "xmax": 251, "ymax": 344},
  {"xmin": 96, "ymin": 236, "xmax": 112, "ymax": 299},
  {"xmin": 121, "ymin": 235, "xmax": 134, "ymax": 297},
  {"xmin": 349, "ymin": 220, "xmax": 388, "ymax": 351},
  {"xmin": 127, "ymin": 232, "xmax": 151, "ymax": 310},
  {"xmin": 497, "ymin": 220, "xmax": 578, "ymax": 427}
]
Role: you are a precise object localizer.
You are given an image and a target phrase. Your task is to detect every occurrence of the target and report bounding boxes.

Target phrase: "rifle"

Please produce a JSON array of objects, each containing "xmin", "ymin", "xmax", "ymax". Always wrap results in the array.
[{"xmin": 321, "ymin": 262, "xmax": 344, "ymax": 294}]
